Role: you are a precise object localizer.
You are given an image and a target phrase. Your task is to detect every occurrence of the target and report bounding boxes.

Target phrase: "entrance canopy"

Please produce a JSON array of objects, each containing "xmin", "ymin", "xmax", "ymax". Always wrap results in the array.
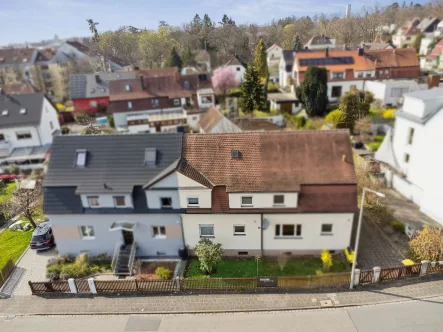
[{"xmin": 109, "ymin": 222, "xmax": 137, "ymax": 232}]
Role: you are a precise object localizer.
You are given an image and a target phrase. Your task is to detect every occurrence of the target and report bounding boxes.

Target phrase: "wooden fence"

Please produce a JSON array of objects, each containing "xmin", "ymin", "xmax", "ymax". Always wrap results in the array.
[
  {"xmin": 27, "ymin": 261, "xmax": 443, "ymax": 295},
  {"xmin": 0, "ymin": 259, "xmax": 15, "ymax": 289}
]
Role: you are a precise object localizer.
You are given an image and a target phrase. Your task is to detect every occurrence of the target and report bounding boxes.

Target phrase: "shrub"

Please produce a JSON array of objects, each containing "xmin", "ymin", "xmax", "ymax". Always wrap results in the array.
[
  {"xmin": 8, "ymin": 164, "xmax": 19, "ymax": 175},
  {"xmin": 46, "ymin": 263, "xmax": 63, "ymax": 280},
  {"xmin": 382, "ymin": 109, "xmax": 396, "ymax": 119},
  {"xmin": 155, "ymin": 267, "xmax": 172, "ymax": 280},
  {"xmin": 75, "ymin": 253, "xmax": 89, "ymax": 266},
  {"xmin": 59, "ymin": 263, "xmax": 91, "ymax": 280},
  {"xmin": 267, "ymin": 82, "xmax": 279, "ymax": 93},
  {"xmin": 194, "ymin": 238, "xmax": 223, "ymax": 274},
  {"xmin": 409, "ymin": 226, "xmax": 443, "ymax": 261},
  {"xmin": 321, "ymin": 249, "xmax": 333, "ymax": 271},
  {"xmin": 391, "ymin": 221, "xmax": 405, "ymax": 233},
  {"xmin": 325, "ymin": 109, "xmax": 346, "ymax": 125},
  {"xmin": 61, "ymin": 126, "xmax": 70, "ymax": 134}
]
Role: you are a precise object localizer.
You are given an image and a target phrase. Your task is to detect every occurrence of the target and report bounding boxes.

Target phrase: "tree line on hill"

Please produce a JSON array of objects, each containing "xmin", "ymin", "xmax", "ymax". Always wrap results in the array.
[{"xmin": 83, "ymin": 1, "xmax": 443, "ymax": 70}]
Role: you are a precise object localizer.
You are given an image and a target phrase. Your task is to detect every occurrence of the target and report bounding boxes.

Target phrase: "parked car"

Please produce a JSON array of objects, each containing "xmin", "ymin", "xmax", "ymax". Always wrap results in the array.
[{"xmin": 29, "ymin": 222, "xmax": 55, "ymax": 250}]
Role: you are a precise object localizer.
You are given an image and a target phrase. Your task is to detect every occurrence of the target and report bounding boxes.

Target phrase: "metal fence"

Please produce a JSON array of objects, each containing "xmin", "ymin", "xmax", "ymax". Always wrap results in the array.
[
  {"xmin": 379, "ymin": 264, "xmax": 421, "ymax": 282},
  {"xmin": 0, "ymin": 259, "xmax": 15, "ymax": 289},
  {"xmin": 28, "ymin": 281, "xmax": 70, "ymax": 294}
]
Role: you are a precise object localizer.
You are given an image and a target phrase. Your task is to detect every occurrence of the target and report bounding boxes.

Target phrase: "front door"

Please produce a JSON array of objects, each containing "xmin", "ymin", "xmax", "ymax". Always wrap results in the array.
[{"xmin": 122, "ymin": 230, "xmax": 134, "ymax": 245}]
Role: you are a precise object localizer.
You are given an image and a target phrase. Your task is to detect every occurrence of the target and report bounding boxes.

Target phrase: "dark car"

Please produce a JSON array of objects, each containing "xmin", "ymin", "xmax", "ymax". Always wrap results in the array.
[{"xmin": 30, "ymin": 222, "xmax": 55, "ymax": 250}]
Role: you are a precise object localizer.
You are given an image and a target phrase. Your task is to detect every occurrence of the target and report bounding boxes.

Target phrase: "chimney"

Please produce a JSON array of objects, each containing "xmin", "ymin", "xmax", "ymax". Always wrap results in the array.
[
  {"xmin": 357, "ymin": 48, "xmax": 364, "ymax": 56},
  {"xmin": 342, "ymin": 154, "xmax": 347, "ymax": 162},
  {"xmin": 94, "ymin": 74, "xmax": 100, "ymax": 83},
  {"xmin": 345, "ymin": 4, "xmax": 351, "ymax": 18},
  {"xmin": 140, "ymin": 75, "xmax": 145, "ymax": 90},
  {"xmin": 325, "ymin": 48, "xmax": 329, "ymax": 57}
]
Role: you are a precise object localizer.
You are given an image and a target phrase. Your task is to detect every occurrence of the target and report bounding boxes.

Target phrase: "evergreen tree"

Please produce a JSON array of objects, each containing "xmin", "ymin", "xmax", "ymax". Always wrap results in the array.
[
  {"xmin": 254, "ymin": 39, "xmax": 268, "ymax": 80},
  {"xmin": 182, "ymin": 46, "xmax": 193, "ymax": 65},
  {"xmin": 219, "ymin": 14, "xmax": 235, "ymax": 26},
  {"xmin": 293, "ymin": 34, "xmax": 303, "ymax": 50},
  {"xmin": 296, "ymin": 66, "xmax": 328, "ymax": 117},
  {"xmin": 166, "ymin": 47, "xmax": 183, "ymax": 69},
  {"xmin": 239, "ymin": 65, "xmax": 264, "ymax": 115}
]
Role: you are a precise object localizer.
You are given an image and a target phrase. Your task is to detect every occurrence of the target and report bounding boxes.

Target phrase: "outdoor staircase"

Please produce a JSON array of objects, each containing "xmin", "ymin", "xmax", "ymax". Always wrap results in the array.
[{"xmin": 112, "ymin": 242, "xmax": 136, "ymax": 276}]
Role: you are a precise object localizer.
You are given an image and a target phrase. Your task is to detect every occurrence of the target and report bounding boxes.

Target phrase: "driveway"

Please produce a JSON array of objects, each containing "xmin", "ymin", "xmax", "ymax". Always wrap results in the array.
[{"xmin": 1, "ymin": 247, "xmax": 57, "ymax": 297}]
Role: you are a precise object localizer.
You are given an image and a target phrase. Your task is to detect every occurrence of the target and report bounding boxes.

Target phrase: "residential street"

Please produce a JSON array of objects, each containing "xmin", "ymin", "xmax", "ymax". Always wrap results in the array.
[{"xmin": 1, "ymin": 296, "xmax": 442, "ymax": 331}]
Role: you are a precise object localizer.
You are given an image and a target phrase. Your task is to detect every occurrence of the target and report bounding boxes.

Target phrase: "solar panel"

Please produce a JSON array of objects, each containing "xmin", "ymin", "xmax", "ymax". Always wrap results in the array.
[{"xmin": 300, "ymin": 57, "xmax": 354, "ymax": 67}]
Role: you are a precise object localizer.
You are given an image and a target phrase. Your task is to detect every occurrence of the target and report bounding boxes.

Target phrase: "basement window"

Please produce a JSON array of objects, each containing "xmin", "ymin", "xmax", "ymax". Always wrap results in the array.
[{"xmin": 238, "ymin": 252, "xmax": 249, "ymax": 256}]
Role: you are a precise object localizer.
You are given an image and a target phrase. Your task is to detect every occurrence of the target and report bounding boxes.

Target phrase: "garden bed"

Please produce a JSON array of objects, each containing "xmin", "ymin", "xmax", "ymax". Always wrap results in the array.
[
  {"xmin": 136, "ymin": 261, "xmax": 176, "ymax": 280},
  {"xmin": 186, "ymin": 257, "xmax": 349, "ymax": 278}
]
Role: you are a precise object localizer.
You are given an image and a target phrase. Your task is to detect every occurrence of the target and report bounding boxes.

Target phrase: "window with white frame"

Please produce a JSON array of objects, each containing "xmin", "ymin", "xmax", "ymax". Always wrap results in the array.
[
  {"xmin": 128, "ymin": 101, "xmax": 133, "ymax": 109},
  {"xmin": 80, "ymin": 226, "xmax": 95, "ymax": 239},
  {"xmin": 273, "ymin": 195, "xmax": 285, "ymax": 205},
  {"xmin": 87, "ymin": 196, "xmax": 100, "ymax": 207},
  {"xmin": 173, "ymin": 98, "xmax": 180, "ymax": 106},
  {"xmin": 160, "ymin": 197, "xmax": 172, "ymax": 208},
  {"xmin": 199, "ymin": 224, "xmax": 214, "ymax": 237},
  {"xmin": 332, "ymin": 72, "xmax": 344, "ymax": 79},
  {"xmin": 113, "ymin": 196, "xmax": 126, "ymax": 207},
  {"xmin": 152, "ymin": 226, "xmax": 166, "ymax": 238},
  {"xmin": 390, "ymin": 87, "xmax": 409, "ymax": 98},
  {"xmin": 233, "ymin": 225, "xmax": 246, "ymax": 235},
  {"xmin": 275, "ymin": 224, "xmax": 302, "ymax": 237},
  {"xmin": 241, "ymin": 196, "xmax": 253, "ymax": 206},
  {"xmin": 75, "ymin": 150, "xmax": 87, "ymax": 167},
  {"xmin": 16, "ymin": 131, "xmax": 32, "ymax": 140},
  {"xmin": 187, "ymin": 197, "xmax": 199, "ymax": 206},
  {"xmin": 357, "ymin": 72, "xmax": 363, "ymax": 78},
  {"xmin": 321, "ymin": 224, "xmax": 333, "ymax": 234},
  {"xmin": 152, "ymin": 99, "xmax": 159, "ymax": 107}
]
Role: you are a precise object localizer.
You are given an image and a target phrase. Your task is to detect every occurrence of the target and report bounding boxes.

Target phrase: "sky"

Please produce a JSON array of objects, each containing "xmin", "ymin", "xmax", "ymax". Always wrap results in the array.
[{"xmin": 0, "ymin": 0, "xmax": 428, "ymax": 45}]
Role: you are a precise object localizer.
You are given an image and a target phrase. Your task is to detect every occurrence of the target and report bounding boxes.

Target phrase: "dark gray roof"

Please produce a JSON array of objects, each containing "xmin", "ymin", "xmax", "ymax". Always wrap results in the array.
[
  {"xmin": 282, "ymin": 50, "xmax": 295, "ymax": 63},
  {"xmin": 0, "ymin": 93, "xmax": 45, "ymax": 129},
  {"xmin": 43, "ymin": 133, "xmax": 183, "ymax": 194},
  {"xmin": 44, "ymin": 187, "xmax": 84, "ymax": 214},
  {"xmin": 306, "ymin": 36, "xmax": 333, "ymax": 46},
  {"xmin": 70, "ymin": 72, "xmax": 136, "ymax": 100}
]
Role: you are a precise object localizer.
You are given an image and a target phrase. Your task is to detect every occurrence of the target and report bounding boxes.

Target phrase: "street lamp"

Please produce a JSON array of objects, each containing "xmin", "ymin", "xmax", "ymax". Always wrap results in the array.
[{"xmin": 350, "ymin": 187, "xmax": 385, "ymax": 289}]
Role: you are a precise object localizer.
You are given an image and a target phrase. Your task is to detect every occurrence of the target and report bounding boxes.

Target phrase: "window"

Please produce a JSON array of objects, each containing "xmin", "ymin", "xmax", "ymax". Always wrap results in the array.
[
  {"xmin": 390, "ymin": 87, "xmax": 409, "ymax": 98},
  {"xmin": 234, "ymin": 225, "xmax": 246, "ymax": 235},
  {"xmin": 41, "ymin": 65, "xmax": 49, "ymax": 70},
  {"xmin": 128, "ymin": 101, "xmax": 133, "ymax": 109},
  {"xmin": 408, "ymin": 127, "xmax": 414, "ymax": 145},
  {"xmin": 152, "ymin": 226, "xmax": 166, "ymax": 238},
  {"xmin": 184, "ymin": 81, "xmax": 190, "ymax": 89},
  {"xmin": 50, "ymin": 121, "xmax": 53, "ymax": 130},
  {"xmin": 357, "ymin": 72, "xmax": 363, "ymax": 78},
  {"xmin": 173, "ymin": 99, "xmax": 180, "ymax": 106},
  {"xmin": 241, "ymin": 196, "xmax": 253, "ymax": 206},
  {"xmin": 275, "ymin": 224, "xmax": 302, "ymax": 237},
  {"xmin": 90, "ymin": 101, "xmax": 98, "ymax": 107},
  {"xmin": 385, "ymin": 70, "xmax": 389, "ymax": 75},
  {"xmin": 87, "ymin": 196, "xmax": 100, "ymax": 207},
  {"xmin": 113, "ymin": 196, "xmax": 126, "ymax": 207},
  {"xmin": 232, "ymin": 150, "xmax": 240, "ymax": 159},
  {"xmin": 187, "ymin": 197, "xmax": 199, "ymax": 206},
  {"xmin": 152, "ymin": 99, "xmax": 159, "ymax": 107},
  {"xmin": 160, "ymin": 197, "xmax": 172, "ymax": 208},
  {"xmin": 16, "ymin": 131, "xmax": 32, "ymax": 140},
  {"xmin": 125, "ymin": 84, "xmax": 131, "ymax": 91},
  {"xmin": 80, "ymin": 226, "xmax": 95, "ymax": 239},
  {"xmin": 236, "ymin": 67, "xmax": 241, "ymax": 71},
  {"xmin": 332, "ymin": 72, "xmax": 344, "ymax": 79},
  {"xmin": 404, "ymin": 153, "xmax": 410, "ymax": 163},
  {"xmin": 379, "ymin": 70, "xmax": 383, "ymax": 75},
  {"xmin": 2, "ymin": 110, "xmax": 8, "ymax": 116},
  {"xmin": 144, "ymin": 147, "xmax": 156, "ymax": 166},
  {"xmin": 0, "ymin": 134, "xmax": 4, "ymax": 142},
  {"xmin": 200, "ymin": 95, "xmax": 212, "ymax": 104},
  {"xmin": 321, "ymin": 224, "xmax": 333, "ymax": 234},
  {"xmin": 199, "ymin": 224, "xmax": 214, "ymax": 237},
  {"xmin": 75, "ymin": 150, "xmax": 86, "ymax": 167},
  {"xmin": 366, "ymin": 72, "xmax": 372, "ymax": 77},
  {"xmin": 331, "ymin": 86, "xmax": 342, "ymax": 98},
  {"xmin": 273, "ymin": 195, "xmax": 285, "ymax": 205}
]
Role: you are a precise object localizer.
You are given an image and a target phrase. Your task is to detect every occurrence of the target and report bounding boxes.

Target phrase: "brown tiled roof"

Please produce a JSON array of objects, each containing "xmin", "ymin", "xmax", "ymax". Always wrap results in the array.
[
  {"xmin": 233, "ymin": 118, "xmax": 281, "ymax": 131},
  {"xmin": 198, "ymin": 107, "xmax": 224, "ymax": 133},
  {"xmin": 177, "ymin": 159, "xmax": 214, "ymax": 189},
  {"xmin": 1, "ymin": 81, "xmax": 39, "ymax": 94},
  {"xmin": 0, "ymin": 48, "xmax": 35, "ymax": 65},
  {"xmin": 182, "ymin": 130, "xmax": 357, "ymax": 193},
  {"xmin": 135, "ymin": 67, "xmax": 178, "ymax": 78},
  {"xmin": 365, "ymin": 48, "xmax": 419, "ymax": 68},
  {"xmin": 109, "ymin": 76, "xmax": 192, "ymax": 101}
]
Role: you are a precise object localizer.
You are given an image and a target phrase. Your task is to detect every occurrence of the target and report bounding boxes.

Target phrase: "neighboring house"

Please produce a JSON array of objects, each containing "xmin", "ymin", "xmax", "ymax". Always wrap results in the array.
[
  {"xmin": 0, "ymin": 81, "xmax": 38, "ymax": 95},
  {"xmin": 186, "ymin": 109, "xmax": 207, "ymax": 132},
  {"xmin": 423, "ymin": 39, "xmax": 443, "ymax": 70},
  {"xmin": 224, "ymin": 55, "xmax": 247, "ymax": 83},
  {"xmin": 266, "ymin": 44, "xmax": 283, "ymax": 67},
  {"xmin": 392, "ymin": 18, "xmax": 421, "ymax": 48},
  {"xmin": 292, "ymin": 48, "xmax": 420, "ymax": 103},
  {"xmin": 268, "ymin": 93, "xmax": 301, "ymax": 114},
  {"xmin": 0, "ymin": 92, "xmax": 60, "ymax": 171},
  {"xmin": 57, "ymin": 41, "xmax": 132, "ymax": 72},
  {"xmin": 70, "ymin": 72, "xmax": 136, "ymax": 113},
  {"xmin": 365, "ymin": 80, "xmax": 427, "ymax": 106},
  {"xmin": 198, "ymin": 107, "xmax": 242, "ymax": 133},
  {"xmin": 279, "ymin": 50, "xmax": 296, "ymax": 89},
  {"xmin": 360, "ymin": 42, "xmax": 394, "ymax": 50},
  {"xmin": 194, "ymin": 50, "xmax": 211, "ymax": 72},
  {"xmin": 416, "ymin": 17, "xmax": 441, "ymax": 34},
  {"xmin": 418, "ymin": 18, "xmax": 443, "ymax": 55},
  {"xmin": 232, "ymin": 118, "xmax": 281, "ymax": 131},
  {"xmin": 375, "ymin": 88, "xmax": 443, "ymax": 225},
  {"xmin": 0, "ymin": 48, "xmax": 38, "ymax": 87},
  {"xmin": 43, "ymin": 133, "xmax": 185, "ymax": 271},
  {"xmin": 304, "ymin": 36, "xmax": 336, "ymax": 50}
]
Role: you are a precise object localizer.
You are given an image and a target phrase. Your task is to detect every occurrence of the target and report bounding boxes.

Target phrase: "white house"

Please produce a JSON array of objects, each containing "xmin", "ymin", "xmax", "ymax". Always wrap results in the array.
[
  {"xmin": 375, "ymin": 88, "xmax": 443, "ymax": 225},
  {"xmin": 0, "ymin": 92, "xmax": 60, "ymax": 171},
  {"xmin": 267, "ymin": 44, "xmax": 283, "ymax": 67},
  {"xmin": 224, "ymin": 55, "xmax": 247, "ymax": 83},
  {"xmin": 304, "ymin": 36, "xmax": 336, "ymax": 50},
  {"xmin": 279, "ymin": 50, "xmax": 295, "ymax": 89},
  {"xmin": 365, "ymin": 80, "xmax": 427, "ymax": 106}
]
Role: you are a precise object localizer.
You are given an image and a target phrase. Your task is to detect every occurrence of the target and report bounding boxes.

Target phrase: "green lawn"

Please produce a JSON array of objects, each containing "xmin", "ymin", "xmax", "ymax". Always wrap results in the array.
[
  {"xmin": 366, "ymin": 135, "xmax": 385, "ymax": 152},
  {"xmin": 0, "ymin": 228, "xmax": 32, "ymax": 270},
  {"xmin": 186, "ymin": 258, "xmax": 349, "ymax": 278},
  {"xmin": 0, "ymin": 181, "xmax": 16, "ymax": 203}
]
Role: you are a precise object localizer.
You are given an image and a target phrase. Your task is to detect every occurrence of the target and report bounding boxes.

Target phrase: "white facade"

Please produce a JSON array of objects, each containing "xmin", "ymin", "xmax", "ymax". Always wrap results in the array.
[
  {"xmin": 187, "ymin": 112, "xmax": 204, "ymax": 132},
  {"xmin": 227, "ymin": 65, "xmax": 246, "ymax": 83},
  {"xmin": 196, "ymin": 88, "xmax": 215, "ymax": 109},
  {"xmin": 326, "ymin": 80, "xmax": 366, "ymax": 103},
  {"xmin": 279, "ymin": 57, "xmax": 292, "ymax": 89},
  {"xmin": 267, "ymin": 44, "xmax": 283, "ymax": 67},
  {"xmin": 80, "ymin": 194, "xmax": 134, "ymax": 209},
  {"xmin": 365, "ymin": 80, "xmax": 427, "ymax": 106},
  {"xmin": 375, "ymin": 88, "xmax": 443, "ymax": 225}
]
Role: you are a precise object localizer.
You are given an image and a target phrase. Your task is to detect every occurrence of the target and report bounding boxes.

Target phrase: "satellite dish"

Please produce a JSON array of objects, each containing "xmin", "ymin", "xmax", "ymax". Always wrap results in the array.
[{"xmin": 263, "ymin": 219, "xmax": 270, "ymax": 230}]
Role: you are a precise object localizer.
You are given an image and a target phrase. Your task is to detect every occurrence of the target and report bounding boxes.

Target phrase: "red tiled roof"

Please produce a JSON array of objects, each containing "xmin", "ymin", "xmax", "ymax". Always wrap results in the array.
[
  {"xmin": 365, "ymin": 48, "xmax": 419, "ymax": 68},
  {"xmin": 426, "ymin": 39, "xmax": 443, "ymax": 60},
  {"xmin": 135, "ymin": 67, "xmax": 178, "ymax": 78},
  {"xmin": 182, "ymin": 130, "xmax": 357, "ymax": 193},
  {"xmin": 233, "ymin": 118, "xmax": 281, "ymax": 131},
  {"xmin": 296, "ymin": 50, "xmax": 376, "ymax": 72}
]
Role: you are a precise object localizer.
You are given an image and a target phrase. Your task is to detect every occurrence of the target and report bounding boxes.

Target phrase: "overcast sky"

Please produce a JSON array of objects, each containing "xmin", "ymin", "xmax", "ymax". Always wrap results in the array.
[{"xmin": 0, "ymin": 0, "xmax": 428, "ymax": 45}]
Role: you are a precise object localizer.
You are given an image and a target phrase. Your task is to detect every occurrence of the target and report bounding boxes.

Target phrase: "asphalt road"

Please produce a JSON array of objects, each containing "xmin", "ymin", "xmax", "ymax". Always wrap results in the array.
[{"xmin": 1, "ymin": 297, "xmax": 442, "ymax": 332}]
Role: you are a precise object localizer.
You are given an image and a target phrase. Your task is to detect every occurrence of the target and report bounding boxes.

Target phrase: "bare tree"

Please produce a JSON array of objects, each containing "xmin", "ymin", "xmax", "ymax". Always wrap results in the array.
[{"xmin": 7, "ymin": 186, "xmax": 43, "ymax": 228}]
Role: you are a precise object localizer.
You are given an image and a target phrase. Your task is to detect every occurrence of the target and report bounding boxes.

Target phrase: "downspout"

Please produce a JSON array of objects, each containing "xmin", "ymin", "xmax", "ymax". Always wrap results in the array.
[
  {"xmin": 35, "ymin": 126, "xmax": 42, "ymax": 146},
  {"xmin": 179, "ymin": 214, "xmax": 186, "ymax": 249},
  {"xmin": 260, "ymin": 214, "xmax": 264, "ymax": 257}
]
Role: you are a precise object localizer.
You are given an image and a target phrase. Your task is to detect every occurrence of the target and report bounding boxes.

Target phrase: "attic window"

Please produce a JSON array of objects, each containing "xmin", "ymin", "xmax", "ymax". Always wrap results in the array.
[
  {"xmin": 232, "ymin": 150, "xmax": 240, "ymax": 159},
  {"xmin": 125, "ymin": 84, "xmax": 131, "ymax": 91},
  {"xmin": 75, "ymin": 149, "xmax": 87, "ymax": 167},
  {"xmin": 2, "ymin": 110, "xmax": 8, "ymax": 116},
  {"xmin": 20, "ymin": 108, "xmax": 26, "ymax": 114},
  {"xmin": 184, "ymin": 81, "xmax": 190, "ymax": 89},
  {"xmin": 145, "ymin": 148, "xmax": 157, "ymax": 166}
]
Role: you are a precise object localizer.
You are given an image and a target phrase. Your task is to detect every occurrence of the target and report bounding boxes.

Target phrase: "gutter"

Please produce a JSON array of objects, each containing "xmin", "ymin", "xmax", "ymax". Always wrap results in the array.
[{"xmin": 260, "ymin": 214, "xmax": 264, "ymax": 257}]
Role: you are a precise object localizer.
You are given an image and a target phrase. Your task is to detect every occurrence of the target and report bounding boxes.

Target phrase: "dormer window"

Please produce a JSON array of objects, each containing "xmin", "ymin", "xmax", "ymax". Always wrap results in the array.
[
  {"xmin": 128, "ymin": 101, "xmax": 133, "ymax": 109},
  {"xmin": 125, "ymin": 84, "xmax": 131, "ymax": 91},
  {"xmin": 76, "ymin": 149, "xmax": 87, "ymax": 167},
  {"xmin": 145, "ymin": 148, "xmax": 157, "ymax": 166},
  {"xmin": 152, "ymin": 99, "xmax": 159, "ymax": 107},
  {"xmin": 20, "ymin": 108, "xmax": 26, "ymax": 114},
  {"xmin": 2, "ymin": 110, "xmax": 8, "ymax": 116},
  {"xmin": 231, "ymin": 150, "xmax": 240, "ymax": 159},
  {"xmin": 184, "ymin": 81, "xmax": 190, "ymax": 89}
]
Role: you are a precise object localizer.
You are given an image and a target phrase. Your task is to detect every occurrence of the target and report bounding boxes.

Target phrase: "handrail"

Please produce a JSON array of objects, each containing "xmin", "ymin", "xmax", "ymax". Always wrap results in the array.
[
  {"xmin": 128, "ymin": 241, "xmax": 137, "ymax": 275},
  {"xmin": 110, "ymin": 241, "xmax": 121, "ymax": 273}
]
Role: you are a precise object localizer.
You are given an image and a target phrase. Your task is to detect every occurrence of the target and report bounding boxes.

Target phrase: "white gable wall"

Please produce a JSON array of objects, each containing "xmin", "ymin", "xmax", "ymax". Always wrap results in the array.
[{"xmin": 38, "ymin": 97, "xmax": 61, "ymax": 145}]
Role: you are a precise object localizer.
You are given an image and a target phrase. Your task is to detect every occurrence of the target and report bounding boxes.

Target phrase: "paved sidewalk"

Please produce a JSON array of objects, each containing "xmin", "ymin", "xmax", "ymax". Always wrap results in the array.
[{"xmin": 1, "ymin": 275, "xmax": 442, "ymax": 316}]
